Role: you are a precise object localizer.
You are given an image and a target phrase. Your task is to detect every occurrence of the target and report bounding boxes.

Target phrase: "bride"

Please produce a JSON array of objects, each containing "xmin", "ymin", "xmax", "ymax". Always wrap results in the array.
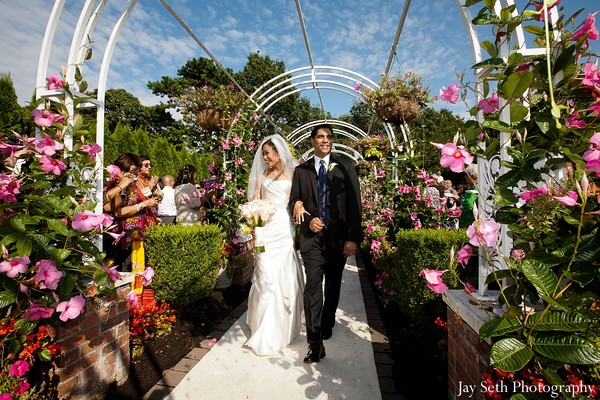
[{"xmin": 244, "ymin": 134, "xmax": 305, "ymax": 356}]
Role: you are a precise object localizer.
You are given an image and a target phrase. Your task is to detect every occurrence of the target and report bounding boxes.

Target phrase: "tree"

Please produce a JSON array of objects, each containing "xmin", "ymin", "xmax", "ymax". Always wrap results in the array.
[
  {"xmin": 0, "ymin": 73, "xmax": 26, "ymax": 135},
  {"xmin": 104, "ymin": 88, "xmax": 146, "ymax": 132}
]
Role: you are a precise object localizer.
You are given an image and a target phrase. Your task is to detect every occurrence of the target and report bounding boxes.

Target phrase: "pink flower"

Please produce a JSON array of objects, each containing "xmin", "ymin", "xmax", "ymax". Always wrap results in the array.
[
  {"xmin": 571, "ymin": 13, "xmax": 598, "ymax": 46},
  {"xmin": 35, "ymin": 259, "xmax": 63, "ymax": 290},
  {"xmin": 554, "ymin": 190, "xmax": 579, "ymax": 206},
  {"xmin": 532, "ymin": 0, "xmax": 561, "ymax": 21},
  {"xmin": 104, "ymin": 264, "xmax": 123, "ymax": 283},
  {"xmin": 477, "ymin": 92, "xmax": 499, "ymax": 114},
  {"xmin": 39, "ymin": 155, "xmax": 67, "ymax": 176},
  {"xmin": 23, "ymin": 302, "xmax": 54, "ymax": 320},
  {"xmin": 420, "ymin": 269, "xmax": 448, "ymax": 294},
  {"xmin": 234, "ymin": 157, "xmax": 244, "ymax": 167},
  {"xmin": 31, "ymin": 109, "xmax": 64, "ymax": 127},
  {"xmin": 101, "ymin": 213, "xmax": 114, "ymax": 228},
  {"xmin": 354, "ymin": 82, "xmax": 362, "ymax": 91},
  {"xmin": 34, "ymin": 134, "xmax": 64, "ymax": 156},
  {"xmin": 105, "ymin": 164, "xmax": 121, "ymax": 178},
  {"xmin": 72, "ymin": 210, "xmax": 105, "ymax": 231},
  {"xmin": 230, "ymin": 137, "xmax": 242, "ymax": 147},
  {"xmin": 221, "ymin": 140, "xmax": 230, "ymax": 150},
  {"xmin": 224, "ymin": 172, "xmax": 232, "ymax": 180},
  {"xmin": 370, "ymin": 240, "xmax": 381, "ymax": 253},
  {"xmin": 465, "ymin": 282, "xmax": 477, "ymax": 294},
  {"xmin": 15, "ymin": 381, "xmax": 30, "ymax": 395},
  {"xmin": 107, "ymin": 231, "xmax": 126, "ymax": 245},
  {"xmin": 565, "ymin": 112, "xmax": 585, "ymax": 129},
  {"xmin": 46, "ymin": 73, "xmax": 65, "ymax": 90},
  {"xmin": 80, "ymin": 143, "xmax": 102, "ymax": 160},
  {"xmin": 138, "ymin": 267, "xmax": 154, "ymax": 285},
  {"xmin": 511, "ymin": 249, "xmax": 526, "ymax": 261},
  {"xmin": 467, "ymin": 219, "xmax": 500, "ymax": 247},
  {"xmin": 127, "ymin": 291, "xmax": 139, "ymax": 308},
  {"xmin": 431, "ymin": 142, "xmax": 474, "ymax": 173},
  {"xmin": 582, "ymin": 62, "xmax": 600, "ymax": 93},
  {"xmin": 521, "ymin": 184, "xmax": 551, "ymax": 201},
  {"xmin": 587, "ymin": 103, "xmax": 600, "ymax": 116},
  {"xmin": 56, "ymin": 294, "xmax": 86, "ymax": 322},
  {"xmin": 0, "ymin": 394, "xmax": 12, "ymax": 400},
  {"xmin": 9, "ymin": 360, "xmax": 29, "ymax": 377},
  {"xmin": 0, "ymin": 255, "xmax": 30, "ymax": 278},
  {"xmin": 439, "ymin": 83, "xmax": 460, "ymax": 104},
  {"xmin": 457, "ymin": 245, "xmax": 472, "ymax": 267},
  {"xmin": 249, "ymin": 141, "xmax": 256, "ymax": 150},
  {"xmin": 236, "ymin": 188, "xmax": 245, "ymax": 196},
  {"xmin": 0, "ymin": 173, "xmax": 21, "ymax": 203}
]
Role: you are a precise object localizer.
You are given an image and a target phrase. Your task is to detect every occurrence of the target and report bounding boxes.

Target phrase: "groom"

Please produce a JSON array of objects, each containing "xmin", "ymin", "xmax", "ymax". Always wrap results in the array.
[{"xmin": 289, "ymin": 123, "xmax": 362, "ymax": 363}]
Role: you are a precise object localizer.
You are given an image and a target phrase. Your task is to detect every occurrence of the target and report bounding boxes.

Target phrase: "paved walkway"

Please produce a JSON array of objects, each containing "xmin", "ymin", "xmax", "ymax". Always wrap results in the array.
[{"xmin": 142, "ymin": 254, "xmax": 400, "ymax": 400}]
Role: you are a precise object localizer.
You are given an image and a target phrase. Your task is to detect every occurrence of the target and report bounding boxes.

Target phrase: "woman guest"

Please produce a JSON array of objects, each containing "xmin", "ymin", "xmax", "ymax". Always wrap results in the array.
[{"xmin": 174, "ymin": 164, "xmax": 216, "ymax": 225}]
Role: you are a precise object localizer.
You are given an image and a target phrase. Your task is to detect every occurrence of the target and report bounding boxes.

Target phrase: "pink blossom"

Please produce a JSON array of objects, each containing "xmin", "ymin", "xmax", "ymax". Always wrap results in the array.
[
  {"xmin": 230, "ymin": 137, "xmax": 242, "ymax": 147},
  {"xmin": 224, "ymin": 172, "xmax": 232, "ymax": 180},
  {"xmin": 15, "ymin": 381, "xmax": 30, "ymax": 395},
  {"xmin": 457, "ymin": 245, "xmax": 472, "ymax": 267},
  {"xmin": 365, "ymin": 224, "xmax": 375, "ymax": 233},
  {"xmin": 72, "ymin": 210, "xmax": 105, "ymax": 231},
  {"xmin": 39, "ymin": 155, "xmax": 67, "ymax": 176},
  {"xmin": 532, "ymin": 0, "xmax": 561, "ymax": 21},
  {"xmin": 80, "ymin": 143, "xmax": 102, "ymax": 160},
  {"xmin": 521, "ymin": 184, "xmax": 551, "ymax": 201},
  {"xmin": 23, "ymin": 302, "xmax": 54, "ymax": 320},
  {"xmin": 467, "ymin": 219, "xmax": 500, "ymax": 247},
  {"xmin": 0, "ymin": 255, "xmax": 30, "ymax": 278},
  {"xmin": 413, "ymin": 219, "xmax": 422, "ymax": 230},
  {"xmin": 34, "ymin": 134, "xmax": 64, "ymax": 156},
  {"xmin": 511, "ymin": 249, "xmax": 526, "ymax": 261},
  {"xmin": 249, "ymin": 141, "xmax": 257, "ymax": 150},
  {"xmin": 138, "ymin": 267, "xmax": 154, "ymax": 285},
  {"xmin": 101, "ymin": 213, "xmax": 114, "ymax": 228},
  {"xmin": 9, "ymin": 360, "xmax": 29, "ymax": 377},
  {"xmin": 127, "ymin": 291, "xmax": 139, "ymax": 308},
  {"xmin": 56, "ymin": 294, "xmax": 86, "ymax": 322},
  {"xmin": 582, "ymin": 62, "xmax": 600, "ymax": 94},
  {"xmin": 410, "ymin": 212, "xmax": 418, "ymax": 221},
  {"xmin": 587, "ymin": 103, "xmax": 600, "ymax": 116},
  {"xmin": 571, "ymin": 13, "xmax": 598, "ymax": 46},
  {"xmin": 236, "ymin": 188, "xmax": 245, "ymax": 196},
  {"xmin": 420, "ymin": 269, "xmax": 448, "ymax": 294},
  {"xmin": 46, "ymin": 73, "xmax": 65, "ymax": 90},
  {"xmin": 477, "ymin": 92, "xmax": 499, "ymax": 114},
  {"xmin": 105, "ymin": 164, "xmax": 121, "ymax": 179},
  {"xmin": 35, "ymin": 260, "xmax": 63, "ymax": 290},
  {"xmin": 565, "ymin": 112, "xmax": 585, "ymax": 129},
  {"xmin": 354, "ymin": 82, "xmax": 362, "ymax": 91},
  {"xmin": 104, "ymin": 264, "xmax": 123, "ymax": 283},
  {"xmin": 465, "ymin": 282, "xmax": 477, "ymax": 294},
  {"xmin": 221, "ymin": 140, "xmax": 230, "ymax": 150},
  {"xmin": 370, "ymin": 240, "xmax": 381, "ymax": 253},
  {"xmin": 587, "ymin": 159, "xmax": 600, "ymax": 177},
  {"xmin": 0, "ymin": 394, "xmax": 12, "ymax": 400},
  {"xmin": 31, "ymin": 109, "xmax": 64, "ymax": 127},
  {"xmin": 0, "ymin": 173, "xmax": 21, "ymax": 203},
  {"xmin": 431, "ymin": 142, "xmax": 474, "ymax": 173},
  {"xmin": 439, "ymin": 83, "xmax": 460, "ymax": 104},
  {"xmin": 107, "ymin": 231, "xmax": 126, "ymax": 245},
  {"xmin": 554, "ymin": 190, "xmax": 579, "ymax": 206},
  {"xmin": 235, "ymin": 157, "xmax": 244, "ymax": 167}
]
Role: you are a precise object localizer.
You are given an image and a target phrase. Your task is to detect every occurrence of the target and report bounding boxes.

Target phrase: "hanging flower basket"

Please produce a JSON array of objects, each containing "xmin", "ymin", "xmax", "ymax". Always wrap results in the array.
[
  {"xmin": 375, "ymin": 95, "xmax": 420, "ymax": 124},
  {"xmin": 196, "ymin": 109, "xmax": 234, "ymax": 131}
]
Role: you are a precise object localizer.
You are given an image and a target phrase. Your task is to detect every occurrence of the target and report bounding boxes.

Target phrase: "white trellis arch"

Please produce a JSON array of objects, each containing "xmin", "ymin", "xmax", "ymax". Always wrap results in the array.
[{"xmin": 35, "ymin": 0, "xmax": 557, "ymax": 294}]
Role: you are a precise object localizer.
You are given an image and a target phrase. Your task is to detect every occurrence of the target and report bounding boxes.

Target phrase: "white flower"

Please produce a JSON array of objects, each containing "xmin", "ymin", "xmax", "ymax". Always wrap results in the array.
[{"xmin": 328, "ymin": 162, "xmax": 338, "ymax": 174}]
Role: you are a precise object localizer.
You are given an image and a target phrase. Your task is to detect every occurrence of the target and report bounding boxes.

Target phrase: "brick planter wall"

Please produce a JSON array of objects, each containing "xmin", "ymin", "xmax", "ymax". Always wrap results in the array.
[
  {"xmin": 54, "ymin": 277, "xmax": 132, "ymax": 399},
  {"xmin": 444, "ymin": 290, "xmax": 496, "ymax": 400}
]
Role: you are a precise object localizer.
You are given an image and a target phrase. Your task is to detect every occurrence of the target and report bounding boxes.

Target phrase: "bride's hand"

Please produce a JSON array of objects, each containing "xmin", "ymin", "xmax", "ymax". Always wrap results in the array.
[{"xmin": 293, "ymin": 201, "xmax": 309, "ymax": 224}]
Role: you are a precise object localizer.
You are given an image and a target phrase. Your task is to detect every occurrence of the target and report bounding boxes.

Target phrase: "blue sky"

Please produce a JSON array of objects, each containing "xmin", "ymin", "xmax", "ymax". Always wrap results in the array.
[{"xmin": 0, "ymin": 0, "xmax": 598, "ymax": 119}]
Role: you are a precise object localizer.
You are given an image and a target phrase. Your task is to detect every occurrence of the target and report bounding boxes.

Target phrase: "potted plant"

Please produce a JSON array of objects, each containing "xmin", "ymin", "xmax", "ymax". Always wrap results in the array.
[
  {"xmin": 356, "ymin": 71, "xmax": 434, "ymax": 123},
  {"xmin": 174, "ymin": 84, "xmax": 247, "ymax": 131}
]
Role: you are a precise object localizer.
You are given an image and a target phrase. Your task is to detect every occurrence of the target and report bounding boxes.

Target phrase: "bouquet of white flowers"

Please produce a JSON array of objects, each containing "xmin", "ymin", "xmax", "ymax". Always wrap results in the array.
[{"xmin": 238, "ymin": 199, "xmax": 277, "ymax": 253}]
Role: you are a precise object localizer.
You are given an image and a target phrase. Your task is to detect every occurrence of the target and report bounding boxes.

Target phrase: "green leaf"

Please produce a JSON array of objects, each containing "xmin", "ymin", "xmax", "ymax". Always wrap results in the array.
[
  {"xmin": 510, "ymin": 103, "xmax": 528, "ymax": 124},
  {"xmin": 482, "ymin": 119, "xmax": 516, "ymax": 134},
  {"xmin": 472, "ymin": 57, "xmax": 506, "ymax": 69},
  {"xmin": 480, "ymin": 40, "xmax": 497, "ymax": 58},
  {"xmin": 521, "ymin": 259, "xmax": 559, "ymax": 298},
  {"xmin": 0, "ymin": 290, "xmax": 17, "ymax": 308},
  {"xmin": 526, "ymin": 250, "xmax": 564, "ymax": 267},
  {"xmin": 531, "ymin": 332, "xmax": 600, "ymax": 364},
  {"xmin": 490, "ymin": 338, "xmax": 533, "ymax": 372},
  {"xmin": 523, "ymin": 25, "xmax": 545, "ymax": 36},
  {"xmin": 525, "ymin": 311, "xmax": 590, "ymax": 332},
  {"xmin": 473, "ymin": 14, "xmax": 501, "ymax": 26},
  {"xmin": 16, "ymin": 237, "xmax": 32, "ymax": 256},
  {"xmin": 480, "ymin": 316, "xmax": 522, "ymax": 338},
  {"xmin": 84, "ymin": 48, "xmax": 93, "ymax": 61},
  {"xmin": 465, "ymin": 0, "xmax": 484, "ymax": 6},
  {"xmin": 499, "ymin": 71, "xmax": 533, "ymax": 100},
  {"xmin": 38, "ymin": 349, "xmax": 53, "ymax": 362},
  {"xmin": 483, "ymin": 0, "xmax": 496, "ymax": 11}
]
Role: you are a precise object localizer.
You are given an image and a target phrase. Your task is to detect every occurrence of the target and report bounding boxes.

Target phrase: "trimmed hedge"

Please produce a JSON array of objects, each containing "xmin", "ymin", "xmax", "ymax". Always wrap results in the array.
[
  {"xmin": 376, "ymin": 228, "xmax": 471, "ymax": 319},
  {"xmin": 144, "ymin": 224, "xmax": 225, "ymax": 308}
]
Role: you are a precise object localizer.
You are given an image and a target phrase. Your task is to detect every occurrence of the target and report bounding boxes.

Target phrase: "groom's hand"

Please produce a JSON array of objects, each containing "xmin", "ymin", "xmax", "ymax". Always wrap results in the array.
[
  {"xmin": 343, "ymin": 241, "xmax": 357, "ymax": 258},
  {"xmin": 309, "ymin": 217, "xmax": 325, "ymax": 233}
]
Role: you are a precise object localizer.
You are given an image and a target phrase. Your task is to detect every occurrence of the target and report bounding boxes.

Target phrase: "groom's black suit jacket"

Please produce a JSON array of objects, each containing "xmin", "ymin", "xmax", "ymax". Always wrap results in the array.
[{"xmin": 289, "ymin": 155, "xmax": 362, "ymax": 251}]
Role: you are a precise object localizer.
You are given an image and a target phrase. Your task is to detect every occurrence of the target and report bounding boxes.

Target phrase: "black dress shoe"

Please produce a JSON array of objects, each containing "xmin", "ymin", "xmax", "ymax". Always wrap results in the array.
[
  {"xmin": 303, "ymin": 344, "xmax": 326, "ymax": 363},
  {"xmin": 322, "ymin": 327, "xmax": 332, "ymax": 340}
]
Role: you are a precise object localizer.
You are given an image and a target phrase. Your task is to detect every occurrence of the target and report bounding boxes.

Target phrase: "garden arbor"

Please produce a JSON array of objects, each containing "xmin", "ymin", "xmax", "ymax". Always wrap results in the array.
[{"xmin": 34, "ymin": 0, "xmax": 559, "ymax": 297}]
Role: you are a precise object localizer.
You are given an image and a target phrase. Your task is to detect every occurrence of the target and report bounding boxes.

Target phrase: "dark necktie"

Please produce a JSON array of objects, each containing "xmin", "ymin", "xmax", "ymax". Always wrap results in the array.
[{"xmin": 318, "ymin": 160, "xmax": 327, "ymax": 228}]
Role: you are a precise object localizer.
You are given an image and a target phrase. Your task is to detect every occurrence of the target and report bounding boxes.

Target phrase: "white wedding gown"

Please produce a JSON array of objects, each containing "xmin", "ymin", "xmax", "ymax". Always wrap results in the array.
[{"xmin": 245, "ymin": 179, "xmax": 305, "ymax": 356}]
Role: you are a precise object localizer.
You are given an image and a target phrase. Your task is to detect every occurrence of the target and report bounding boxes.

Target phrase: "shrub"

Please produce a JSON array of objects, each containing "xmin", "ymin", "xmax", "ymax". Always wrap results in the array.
[
  {"xmin": 144, "ymin": 224, "xmax": 225, "ymax": 308},
  {"xmin": 375, "ymin": 228, "xmax": 470, "ymax": 319}
]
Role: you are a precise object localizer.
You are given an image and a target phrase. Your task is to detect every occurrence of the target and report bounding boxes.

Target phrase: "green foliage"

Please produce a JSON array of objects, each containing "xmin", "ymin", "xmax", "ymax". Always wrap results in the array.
[
  {"xmin": 0, "ymin": 73, "xmax": 30, "ymax": 135},
  {"xmin": 144, "ymin": 224, "xmax": 225, "ymax": 308},
  {"xmin": 356, "ymin": 70, "xmax": 435, "ymax": 109},
  {"xmin": 375, "ymin": 229, "xmax": 469, "ymax": 319}
]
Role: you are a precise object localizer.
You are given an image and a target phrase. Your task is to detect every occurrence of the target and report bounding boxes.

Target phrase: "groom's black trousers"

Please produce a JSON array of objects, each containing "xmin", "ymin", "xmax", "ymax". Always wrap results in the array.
[{"xmin": 301, "ymin": 229, "xmax": 346, "ymax": 344}]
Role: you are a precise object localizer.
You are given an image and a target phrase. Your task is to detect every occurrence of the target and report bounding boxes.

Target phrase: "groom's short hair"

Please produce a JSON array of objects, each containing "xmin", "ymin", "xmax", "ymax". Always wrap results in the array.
[{"xmin": 310, "ymin": 123, "xmax": 333, "ymax": 138}]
